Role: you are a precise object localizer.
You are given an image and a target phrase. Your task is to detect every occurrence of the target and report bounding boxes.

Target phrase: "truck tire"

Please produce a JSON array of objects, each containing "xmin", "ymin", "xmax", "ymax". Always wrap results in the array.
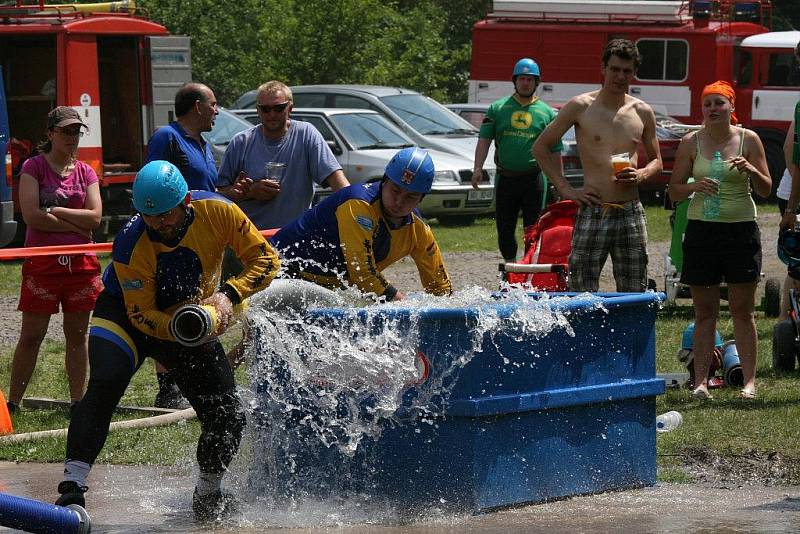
[
  {"xmin": 763, "ymin": 277, "xmax": 781, "ymax": 318},
  {"xmin": 772, "ymin": 319, "xmax": 797, "ymax": 371}
]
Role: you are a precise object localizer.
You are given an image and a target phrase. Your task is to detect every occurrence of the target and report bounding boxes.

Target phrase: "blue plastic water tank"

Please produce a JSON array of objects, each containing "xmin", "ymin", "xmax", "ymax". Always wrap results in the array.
[{"xmin": 250, "ymin": 292, "xmax": 666, "ymax": 512}]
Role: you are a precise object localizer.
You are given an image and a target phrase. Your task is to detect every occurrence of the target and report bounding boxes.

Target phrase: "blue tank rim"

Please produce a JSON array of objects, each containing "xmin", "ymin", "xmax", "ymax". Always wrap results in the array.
[{"xmin": 302, "ymin": 292, "xmax": 666, "ymax": 321}]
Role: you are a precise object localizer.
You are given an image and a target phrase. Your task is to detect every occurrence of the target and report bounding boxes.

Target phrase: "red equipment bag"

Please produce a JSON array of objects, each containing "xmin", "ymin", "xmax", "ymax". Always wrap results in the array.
[{"xmin": 504, "ymin": 200, "xmax": 579, "ymax": 291}]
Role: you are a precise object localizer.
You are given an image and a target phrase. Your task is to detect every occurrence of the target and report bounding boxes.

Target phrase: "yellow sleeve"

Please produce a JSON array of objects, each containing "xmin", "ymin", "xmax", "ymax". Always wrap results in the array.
[
  {"xmin": 116, "ymin": 244, "xmax": 177, "ymax": 341},
  {"xmin": 410, "ymin": 220, "xmax": 452, "ymax": 296},
  {"xmin": 335, "ymin": 199, "xmax": 393, "ymax": 297},
  {"xmin": 222, "ymin": 202, "xmax": 281, "ymax": 301}
]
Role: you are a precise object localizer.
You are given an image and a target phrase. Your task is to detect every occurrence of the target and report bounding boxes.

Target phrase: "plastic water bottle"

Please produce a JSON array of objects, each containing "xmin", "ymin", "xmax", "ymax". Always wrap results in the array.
[
  {"xmin": 703, "ymin": 151, "xmax": 725, "ymax": 219},
  {"xmin": 656, "ymin": 410, "xmax": 683, "ymax": 433}
]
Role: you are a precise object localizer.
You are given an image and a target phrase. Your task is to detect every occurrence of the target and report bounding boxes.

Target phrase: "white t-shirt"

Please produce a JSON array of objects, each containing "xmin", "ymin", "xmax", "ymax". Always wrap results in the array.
[{"xmin": 777, "ymin": 168, "xmax": 792, "ymax": 201}]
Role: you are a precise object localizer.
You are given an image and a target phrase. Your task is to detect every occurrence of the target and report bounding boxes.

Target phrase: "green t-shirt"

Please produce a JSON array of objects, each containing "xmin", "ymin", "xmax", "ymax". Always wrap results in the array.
[{"xmin": 479, "ymin": 95, "xmax": 562, "ymax": 173}]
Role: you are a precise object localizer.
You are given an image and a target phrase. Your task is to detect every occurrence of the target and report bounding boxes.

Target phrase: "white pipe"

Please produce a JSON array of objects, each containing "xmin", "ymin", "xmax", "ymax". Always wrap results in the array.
[{"xmin": 0, "ymin": 408, "xmax": 196, "ymax": 444}]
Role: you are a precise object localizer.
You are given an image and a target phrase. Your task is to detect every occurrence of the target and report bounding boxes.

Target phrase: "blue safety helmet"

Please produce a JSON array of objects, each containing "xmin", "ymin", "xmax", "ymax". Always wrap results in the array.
[
  {"xmin": 512, "ymin": 58, "xmax": 541, "ymax": 79},
  {"xmin": 778, "ymin": 229, "xmax": 800, "ymax": 268},
  {"xmin": 681, "ymin": 322, "xmax": 723, "ymax": 350},
  {"xmin": 384, "ymin": 147, "xmax": 435, "ymax": 195},
  {"xmin": 132, "ymin": 160, "xmax": 189, "ymax": 216}
]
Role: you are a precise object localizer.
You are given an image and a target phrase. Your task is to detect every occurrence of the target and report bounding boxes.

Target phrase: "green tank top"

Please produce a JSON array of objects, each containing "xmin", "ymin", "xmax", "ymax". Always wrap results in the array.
[{"xmin": 686, "ymin": 128, "xmax": 756, "ymax": 223}]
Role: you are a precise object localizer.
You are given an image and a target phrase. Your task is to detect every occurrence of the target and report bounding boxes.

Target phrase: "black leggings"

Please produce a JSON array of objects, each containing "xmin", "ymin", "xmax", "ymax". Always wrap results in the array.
[
  {"xmin": 495, "ymin": 171, "xmax": 543, "ymax": 261},
  {"xmin": 65, "ymin": 293, "xmax": 246, "ymax": 474}
]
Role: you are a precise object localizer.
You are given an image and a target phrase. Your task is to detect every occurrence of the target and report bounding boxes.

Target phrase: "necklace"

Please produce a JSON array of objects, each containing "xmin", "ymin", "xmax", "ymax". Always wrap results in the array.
[{"xmin": 706, "ymin": 129, "xmax": 733, "ymax": 145}]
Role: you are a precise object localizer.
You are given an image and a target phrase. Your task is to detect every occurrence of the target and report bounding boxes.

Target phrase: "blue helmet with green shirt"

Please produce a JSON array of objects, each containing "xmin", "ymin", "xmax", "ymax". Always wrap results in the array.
[{"xmin": 512, "ymin": 58, "xmax": 540, "ymax": 79}]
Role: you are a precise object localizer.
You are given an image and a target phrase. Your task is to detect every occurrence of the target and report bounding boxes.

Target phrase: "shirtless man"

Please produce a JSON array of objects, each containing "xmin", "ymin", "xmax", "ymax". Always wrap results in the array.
[{"xmin": 533, "ymin": 39, "xmax": 662, "ymax": 292}]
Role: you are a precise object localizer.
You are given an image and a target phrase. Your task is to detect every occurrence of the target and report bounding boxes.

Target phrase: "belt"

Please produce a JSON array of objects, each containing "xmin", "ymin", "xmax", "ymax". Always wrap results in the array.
[{"xmin": 498, "ymin": 166, "xmax": 541, "ymax": 178}]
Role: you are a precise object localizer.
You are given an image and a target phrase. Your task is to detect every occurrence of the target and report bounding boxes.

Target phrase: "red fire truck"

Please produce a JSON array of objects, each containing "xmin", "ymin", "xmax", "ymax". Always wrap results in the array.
[
  {"xmin": 0, "ymin": 0, "xmax": 191, "ymax": 244},
  {"xmin": 469, "ymin": 0, "xmax": 800, "ymax": 188}
]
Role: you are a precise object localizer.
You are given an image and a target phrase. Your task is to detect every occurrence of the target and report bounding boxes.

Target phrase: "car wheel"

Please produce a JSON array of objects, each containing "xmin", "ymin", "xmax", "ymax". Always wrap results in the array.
[
  {"xmin": 436, "ymin": 215, "xmax": 476, "ymax": 227},
  {"xmin": 772, "ymin": 319, "xmax": 797, "ymax": 371},
  {"xmin": 763, "ymin": 277, "xmax": 781, "ymax": 318}
]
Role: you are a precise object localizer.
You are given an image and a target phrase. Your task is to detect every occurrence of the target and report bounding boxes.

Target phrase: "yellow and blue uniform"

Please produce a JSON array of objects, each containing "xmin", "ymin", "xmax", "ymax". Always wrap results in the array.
[
  {"xmin": 270, "ymin": 182, "xmax": 451, "ymax": 300},
  {"xmin": 101, "ymin": 190, "xmax": 278, "ymax": 343},
  {"xmin": 65, "ymin": 191, "xmax": 279, "ymax": 480}
]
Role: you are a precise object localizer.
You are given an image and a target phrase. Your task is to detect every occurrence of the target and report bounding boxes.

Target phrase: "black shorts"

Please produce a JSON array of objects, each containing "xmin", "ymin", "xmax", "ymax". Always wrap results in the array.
[{"xmin": 680, "ymin": 220, "xmax": 761, "ymax": 286}]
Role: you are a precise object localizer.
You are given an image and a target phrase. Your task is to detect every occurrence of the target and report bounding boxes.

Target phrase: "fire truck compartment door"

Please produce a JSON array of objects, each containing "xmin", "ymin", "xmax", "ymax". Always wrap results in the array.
[
  {"xmin": 146, "ymin": 35, "xmax": 192, "ymax": 135},
  {"xmin": 751, "ymin": 89, "xmax": 800, "ymax": 122}
]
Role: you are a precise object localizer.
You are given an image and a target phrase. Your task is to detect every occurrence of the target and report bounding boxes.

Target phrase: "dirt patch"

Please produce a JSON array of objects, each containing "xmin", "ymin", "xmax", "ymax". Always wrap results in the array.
[{"xmin": 673, "ymin": 446, "xmax": 800, "ymax": 486}]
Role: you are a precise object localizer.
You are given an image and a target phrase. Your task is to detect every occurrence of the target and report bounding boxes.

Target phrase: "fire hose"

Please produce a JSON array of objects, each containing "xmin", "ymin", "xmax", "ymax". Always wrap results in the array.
[
  {"xmin": 0, "ymin": 492, "xmax": 90, "ymax": 534},
  {"xmin": 0, "ymin": 229, "xmax": 277, "ymax": 261}
]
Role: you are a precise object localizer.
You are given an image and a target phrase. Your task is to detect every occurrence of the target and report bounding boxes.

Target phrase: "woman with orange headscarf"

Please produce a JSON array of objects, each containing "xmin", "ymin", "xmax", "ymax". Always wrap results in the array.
[{"xmin": 668, "ymin": 80, "xmax": 771, "ymax": 400}]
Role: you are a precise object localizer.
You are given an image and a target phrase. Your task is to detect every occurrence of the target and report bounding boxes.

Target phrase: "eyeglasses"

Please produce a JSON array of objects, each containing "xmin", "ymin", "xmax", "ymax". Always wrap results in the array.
[
  {"xmin": 54, "ymin": 127, "xmax": 84, "ymax": 137},
  {"xmin": 257, "ymin": 101, "xmax": 290, "ymax": 114},
  {"xmin": 144, "ymin": 206, "xmax": 178, "ymax": 222}
]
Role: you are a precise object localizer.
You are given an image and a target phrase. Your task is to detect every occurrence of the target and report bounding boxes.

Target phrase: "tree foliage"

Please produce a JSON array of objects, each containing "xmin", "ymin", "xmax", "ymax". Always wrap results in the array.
[
  {"xmin": 137, "ymin": 0, "xmax": 490, "ymax": 105},
  {"xmin": 137, "ymin": 0, "xmax": 796, "ymax": 106}
]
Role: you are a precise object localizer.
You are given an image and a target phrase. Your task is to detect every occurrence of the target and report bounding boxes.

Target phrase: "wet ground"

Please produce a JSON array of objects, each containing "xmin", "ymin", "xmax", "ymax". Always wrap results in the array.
[{"xmin": 1, "ymin": 462, "xmax": 800, "ymax": 533}]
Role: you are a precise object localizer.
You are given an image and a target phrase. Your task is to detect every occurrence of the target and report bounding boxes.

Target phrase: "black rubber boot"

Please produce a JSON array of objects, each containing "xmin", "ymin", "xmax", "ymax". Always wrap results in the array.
[
  {"xmin": 55, "ymin": 480, "xmax": 88, "ymax": 508},
  {"xmin": 192, "ymin": 488, "xmax": 239, "ymax": 522},
  {"xmin": 154, "ymin": 373, "xmax": 190, "ymax": 409}
]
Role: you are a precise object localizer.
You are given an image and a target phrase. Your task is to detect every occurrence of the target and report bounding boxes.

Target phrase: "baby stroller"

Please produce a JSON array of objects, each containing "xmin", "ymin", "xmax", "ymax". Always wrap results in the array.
[{"xmin": 499, "ymin": 200, "xmax": 579, "ymax": 290}]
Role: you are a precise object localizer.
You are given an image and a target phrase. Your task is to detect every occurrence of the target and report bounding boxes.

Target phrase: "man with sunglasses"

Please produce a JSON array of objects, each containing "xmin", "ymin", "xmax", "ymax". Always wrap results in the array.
[
  {"xmin": 146, "ymin": 82, "xmax": 221, "ymax": 408},
  {"xmin": 217, "ymin": 80, "xmax": 349, "ymax": 231},
  {"xmin": 55, "ymin": 160, "xmax": 280, "ymax": 522}
]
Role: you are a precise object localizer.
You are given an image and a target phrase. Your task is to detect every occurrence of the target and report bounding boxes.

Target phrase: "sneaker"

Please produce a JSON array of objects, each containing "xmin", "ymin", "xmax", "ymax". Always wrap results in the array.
[
  {"xmin": 154, "ymin": 384, "xmax": 190, "ymax": 410},
  {"xmin": 55, "ymin": 481, "xmax": 87, "ymax": 508},
  {"xmin": 192, "ymin": 488, "xmax": 239, "ymax": 522}
]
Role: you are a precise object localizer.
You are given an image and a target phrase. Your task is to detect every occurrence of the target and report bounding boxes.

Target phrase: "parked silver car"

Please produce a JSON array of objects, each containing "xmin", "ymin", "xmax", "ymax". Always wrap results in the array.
[
  {"xmin": 201, "ymin": 107, "xmax": 253, "ymax": 167},
  {"xmin": 232, "ymin": 85, "xmax": 496, "ymax": 171},
  {"xmin": 231, "ymin": 107, "xmax": 495, "ymax": 225}
]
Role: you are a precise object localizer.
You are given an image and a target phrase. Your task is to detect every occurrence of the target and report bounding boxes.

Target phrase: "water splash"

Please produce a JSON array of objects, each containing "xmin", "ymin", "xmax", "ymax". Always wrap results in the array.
[{"xmin": 234, "ymin": 283, "xmax": 595, "ymax": 510}]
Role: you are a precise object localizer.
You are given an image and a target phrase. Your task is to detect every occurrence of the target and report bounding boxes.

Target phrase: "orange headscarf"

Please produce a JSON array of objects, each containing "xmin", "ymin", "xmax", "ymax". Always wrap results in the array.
[{"xmin": 701, "ymin": 80, "xmax": 738, "ymax": 125}]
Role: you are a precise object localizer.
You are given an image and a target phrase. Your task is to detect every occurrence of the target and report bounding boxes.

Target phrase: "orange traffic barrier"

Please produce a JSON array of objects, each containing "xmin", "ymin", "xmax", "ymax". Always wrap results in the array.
[
  {"xmin": 0, "ymin": 390, "xmax": 14, "ymax": 435},
  {"xmin": 0, "ymin": 228, "xmax": 278, "ymax": 261}
]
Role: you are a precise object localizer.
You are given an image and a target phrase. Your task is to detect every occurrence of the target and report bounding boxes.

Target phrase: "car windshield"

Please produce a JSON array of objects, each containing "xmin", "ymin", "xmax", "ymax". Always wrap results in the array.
[
  {"xmin": 329, "ymin": 113, "xmax": 415, "ymax": 150},
  {"xmin": 202, "ymin": 108, "xmax": 252, "ymax": 146},
  {"xmin": 380, "ymin": 94, "xmax": 479, "ymax": 136}
]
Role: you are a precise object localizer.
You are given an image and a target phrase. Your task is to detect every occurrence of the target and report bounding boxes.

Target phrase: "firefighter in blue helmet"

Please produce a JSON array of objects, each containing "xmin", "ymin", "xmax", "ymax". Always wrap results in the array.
[
  {"xmin": 271, "ymin": 147, "xmax": 452, "ymax": 301},
  {"xmin": 55, "ymin": 160, "xmax": 280, "ymax": 522}
]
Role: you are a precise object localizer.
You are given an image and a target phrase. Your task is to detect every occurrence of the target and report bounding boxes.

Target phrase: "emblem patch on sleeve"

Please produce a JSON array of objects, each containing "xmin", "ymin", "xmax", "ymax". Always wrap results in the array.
[
  {"xmin": 122, "ymin": 279, "xmax": 143, "ymax": 290},
  {"xmin": 355, "ymin": 215, "xmax": 374, "ymax": 231}
]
